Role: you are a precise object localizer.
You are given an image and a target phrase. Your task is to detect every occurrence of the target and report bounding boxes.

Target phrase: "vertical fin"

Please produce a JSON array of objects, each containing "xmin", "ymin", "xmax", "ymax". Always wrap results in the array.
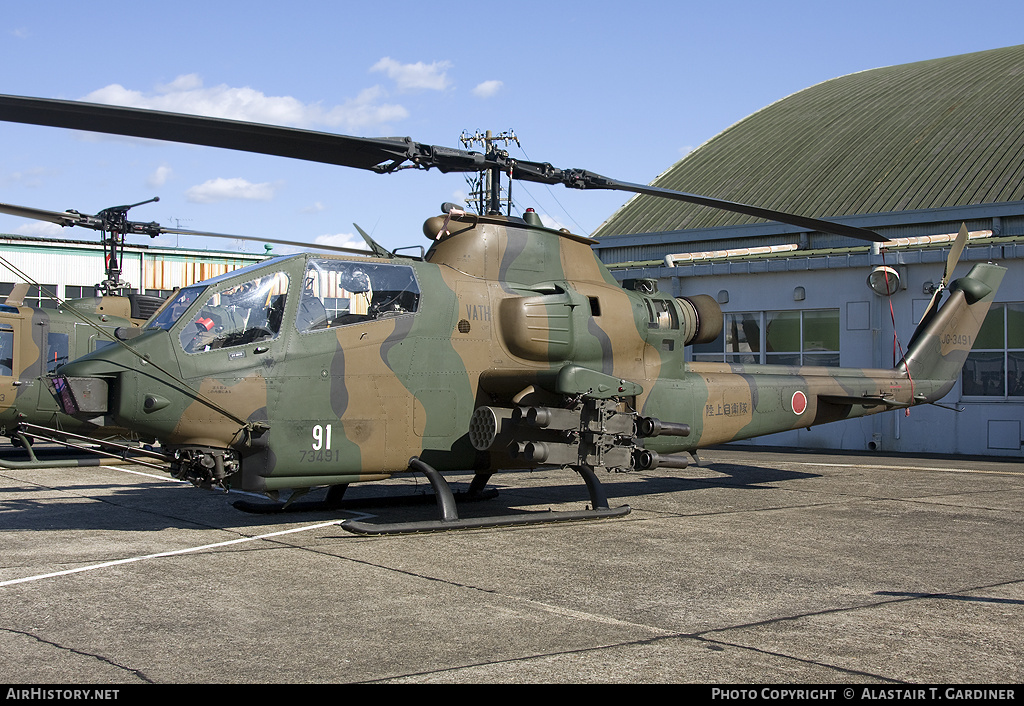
[
  {"xmin": 4, "ymin": 283, "xmax": 29, "ymax": 306},
  {"xmin": 901, "ymin": 262, "xmax": 1005, "ymax": 402}
]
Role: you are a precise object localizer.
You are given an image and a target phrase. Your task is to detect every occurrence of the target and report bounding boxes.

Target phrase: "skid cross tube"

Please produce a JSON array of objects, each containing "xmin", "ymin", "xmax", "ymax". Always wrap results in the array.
[{"xmin": 341, "ymin": 457, "xmax": 630, "ymax": 535}]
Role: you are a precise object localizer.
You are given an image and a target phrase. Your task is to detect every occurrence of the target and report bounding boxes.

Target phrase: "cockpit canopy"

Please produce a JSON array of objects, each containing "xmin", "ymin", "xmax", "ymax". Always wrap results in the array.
[
  {"xmin": 296, "ymin": 258, "xmax": 420, "ymax": 333},
  {"xmin": 143, "ymin": 254, "xmax": 421, "ymax": 357}
]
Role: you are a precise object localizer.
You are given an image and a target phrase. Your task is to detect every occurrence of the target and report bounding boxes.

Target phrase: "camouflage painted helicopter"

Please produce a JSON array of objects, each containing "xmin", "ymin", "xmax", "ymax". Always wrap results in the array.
[
  {"xmin": 0, "ymin": 200, "xmax": 166, "ymax": 466},
  {"xmin": 0, "ymin": 94, "xmax": 1004, "ymax": 533}
]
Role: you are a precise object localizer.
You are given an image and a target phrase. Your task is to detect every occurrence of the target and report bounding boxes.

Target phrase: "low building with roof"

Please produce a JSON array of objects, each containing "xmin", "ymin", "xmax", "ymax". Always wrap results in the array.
[
  {"xmin": 593, "ymin": 45, "xmax": 1024, "ymax": 456},
  {"xmin": 0, "ymin": 234, "xmax": 272, "ymax": 307}
]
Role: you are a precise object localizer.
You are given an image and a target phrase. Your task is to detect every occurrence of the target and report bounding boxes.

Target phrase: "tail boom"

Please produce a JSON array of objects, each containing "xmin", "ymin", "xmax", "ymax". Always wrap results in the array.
[{"xmin": 642, "ymin": 263, "xmax": 1005, "ymax": 451}]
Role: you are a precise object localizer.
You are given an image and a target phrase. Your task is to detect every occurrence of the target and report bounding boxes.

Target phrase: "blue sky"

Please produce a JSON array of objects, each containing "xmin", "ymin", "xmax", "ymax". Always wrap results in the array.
[{"xmin": 2, "ymin": 0, "xmax": 1023, "ymax": 257}]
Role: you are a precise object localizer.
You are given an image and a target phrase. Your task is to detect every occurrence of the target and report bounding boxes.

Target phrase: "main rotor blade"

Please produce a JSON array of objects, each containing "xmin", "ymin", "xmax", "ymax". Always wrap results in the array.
[
  {"xmin": 0, "ymin": 199, "xmax": 162, "ymax": 235},
  {"xmin": 0, "ymin": 94, "xmax": 885, "ymax": 242},
  {"xmin": 158, "ymin": 226, "xmax": 376, "ymax": 257},
  {"xmin": 0, "ymin": 95, "xmax": 425, "ymax": 172},
  {"xmin": 509, "ymin": 162, "xmax": 888, "ymax": 242},
  {"xmin": 0, "ymin": 198, "xmax": 374, "ymax": 256},
  {"xmin": 633, "ymin": 180, "xmax": 888, "ymax": 242},
  {"xmin": 0, "ymin": 201, "xmax": 91, "ymax": 228}
]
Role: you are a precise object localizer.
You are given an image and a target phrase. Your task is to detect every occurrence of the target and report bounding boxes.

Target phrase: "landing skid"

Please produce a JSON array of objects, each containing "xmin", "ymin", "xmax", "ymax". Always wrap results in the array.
[
  {"xmin": 341, "ymin": 457, "xmax": 631, "ymax": 535},
  {"xmin": 3, "ymin": 423, "xmax": 170, "ymax": 470},
  {"xmin": 233, "ymin": 481, "xmax": 498, "ymax": 514}
]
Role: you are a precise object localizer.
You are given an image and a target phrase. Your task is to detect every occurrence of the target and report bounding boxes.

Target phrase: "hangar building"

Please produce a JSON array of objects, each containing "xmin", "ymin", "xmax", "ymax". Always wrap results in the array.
[{"xmin": 593, "ymin": 44, "xmax": 1024, "ymax": 457}]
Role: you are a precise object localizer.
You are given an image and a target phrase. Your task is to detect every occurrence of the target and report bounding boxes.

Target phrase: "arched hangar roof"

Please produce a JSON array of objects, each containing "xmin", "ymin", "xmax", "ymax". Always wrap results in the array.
[{"xmin": 594, "ymin": 44, "xmax": 1024, "ymax": 238}]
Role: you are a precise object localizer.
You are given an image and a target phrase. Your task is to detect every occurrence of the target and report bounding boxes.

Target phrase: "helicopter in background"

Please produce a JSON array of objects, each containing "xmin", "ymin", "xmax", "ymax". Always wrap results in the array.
[
  {"xmin": 0, "ymin": 94, "xmax": 1003, "ymax": 533},
  {"xmin": 0, "ymin": 199, "xmax": 167, "ymax": 466}
]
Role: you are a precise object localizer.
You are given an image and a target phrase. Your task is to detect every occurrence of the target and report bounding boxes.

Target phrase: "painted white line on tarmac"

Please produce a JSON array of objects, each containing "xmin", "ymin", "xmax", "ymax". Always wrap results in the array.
[
  {"xmin": 101, "ymin": 464, "xmax": 286, "ymax": 505},
  {"xmin": 790, "ymin": 462, "xmax": 1024, "ymax": 476},
  {"xmin": 0, "ymin": 520, "xmax": 343, "ymax": 588},
  {"xmin": 100, "ymin": 464, "xmax": 184, "ymax": 482}
]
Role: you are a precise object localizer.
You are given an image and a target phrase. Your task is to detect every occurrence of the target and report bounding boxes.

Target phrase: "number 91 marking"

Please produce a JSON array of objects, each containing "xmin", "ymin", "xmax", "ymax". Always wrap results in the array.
[{"xmin": 312, "ymin": 424, "xmax": 332, "ymax": 450}]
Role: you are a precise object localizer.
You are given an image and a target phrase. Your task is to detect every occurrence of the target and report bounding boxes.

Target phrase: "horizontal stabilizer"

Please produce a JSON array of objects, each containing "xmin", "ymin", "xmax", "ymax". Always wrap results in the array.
[{"xmin": 819, "ymin": 394, "xmax": 901, "ymax": 408}]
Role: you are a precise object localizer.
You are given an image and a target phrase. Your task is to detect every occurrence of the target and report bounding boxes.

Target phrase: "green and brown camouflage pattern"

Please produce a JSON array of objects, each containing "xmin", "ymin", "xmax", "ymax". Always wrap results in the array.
[
  {"xmin": 53, "ymin": 212, "xmax": 1005, "ymax": 495},
  {"xmin": 0, "ymin": 293, "xmax": 152, "ymax": 442}
]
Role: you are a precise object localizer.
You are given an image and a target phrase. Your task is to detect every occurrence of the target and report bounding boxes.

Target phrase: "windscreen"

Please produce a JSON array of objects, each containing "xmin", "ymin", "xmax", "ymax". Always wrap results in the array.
[
  {"xmin": 146, "ymin": 286, "xmax": 208, "ymax": 331},
  {"xmin": 179, "ymin": 272, "xmax": 289, "ymax": 354}
]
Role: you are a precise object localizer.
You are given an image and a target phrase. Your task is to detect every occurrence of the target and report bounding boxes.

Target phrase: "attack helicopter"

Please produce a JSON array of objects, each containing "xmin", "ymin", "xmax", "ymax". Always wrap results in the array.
[
  {"xmin": 0, "ymin": 199, "xmax": 167, "ymax": 466},
  {"xmin": 0, "ymin": 94, "xmax": 1005, "ymax": 534}
]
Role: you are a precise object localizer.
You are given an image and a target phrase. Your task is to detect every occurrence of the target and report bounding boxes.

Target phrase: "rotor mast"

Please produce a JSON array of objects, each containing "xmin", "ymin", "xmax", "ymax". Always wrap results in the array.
[
  {"xmin": 459, "ymin": 130, "xmax": 519, "ymax": 216},
  {"xmin": 94, "ymin": 197, "xmax": 161, "ymax": 295}
]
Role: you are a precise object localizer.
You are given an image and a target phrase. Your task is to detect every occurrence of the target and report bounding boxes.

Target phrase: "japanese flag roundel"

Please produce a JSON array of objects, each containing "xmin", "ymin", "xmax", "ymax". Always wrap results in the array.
[{"xmin": 791, "ymin": 390, "xmax": 808, "ymax": 415}]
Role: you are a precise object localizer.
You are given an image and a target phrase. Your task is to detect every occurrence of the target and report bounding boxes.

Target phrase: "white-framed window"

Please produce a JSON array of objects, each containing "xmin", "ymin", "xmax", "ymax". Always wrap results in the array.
[
  {"xmin": 691, "ymin": 309, "xmax": 840, "ymax": 366},
  {"xmin": 0, "ymin": 282, "xmax": 60, "ymax": 309},
  {"xmin": 64, "ymin": 285, "xmax": 98, "ymax": 300},
  {"xmin": 961, "ymin": 303, "xmax": 1024, "ymax": 398}
]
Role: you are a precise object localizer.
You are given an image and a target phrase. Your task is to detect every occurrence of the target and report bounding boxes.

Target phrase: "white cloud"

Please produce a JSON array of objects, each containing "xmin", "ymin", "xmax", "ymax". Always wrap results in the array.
[
  {"xmin": 1, "ymin": 166, "xmax": 52, "ymax": 188},
  {"xmin": 370, "ymin": 57, "xmax": 453, "ymax": 92},
  {"xmin": 538, "ymin": 212, "xmax": 568, "ymax": 231},
  {"xmin": 314, "ymin": 233, "xmax": 367, "ymax": 250},
  {"xmin": 158, "ymin": 74, "xmax": 203, "ymax": 92},
  {"xmin": 147, "ymin": 164, "xmax": 172, "ymax": 188},
  {"xmin": 185, "ymin": 177, "xmax": 278, "ymax": 204},
  {"xmin": 320, "ymin": 86, "xmax": 409, "ymax": 131},
  {"xmin": 82, "ymin": 75, "xmax": 408, "ymax": 132},
  {"xmin": 15, "ymin": 221, "xmax": 62, "ymax": 236},
  {"xmin": 301, "ymin": 201, "xmax": 326, "ymax": 214},
  {"xmin": 472, "ymin": 80, "xmax": 503, "ymax": 98}
]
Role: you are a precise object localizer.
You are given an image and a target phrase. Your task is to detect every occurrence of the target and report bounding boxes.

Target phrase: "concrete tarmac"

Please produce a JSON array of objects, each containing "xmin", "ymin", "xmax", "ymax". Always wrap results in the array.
[{"xmin": 0, "ymin": 446, "xmax": 1021, "ymax": 684}]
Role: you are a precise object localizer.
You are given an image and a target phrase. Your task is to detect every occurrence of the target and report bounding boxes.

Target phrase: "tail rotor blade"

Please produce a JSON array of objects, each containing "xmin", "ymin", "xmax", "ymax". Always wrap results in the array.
[
  {"xmin": 917, "ymin": 223, "xmax": 970, "ymax": 325},
  {"xmin": 918, "ymin": 288, "xmax": 942, "ymax": 325},
  {"xmin": 942, "ymin": 223, "xmax": 969, "ymax": 286}
]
